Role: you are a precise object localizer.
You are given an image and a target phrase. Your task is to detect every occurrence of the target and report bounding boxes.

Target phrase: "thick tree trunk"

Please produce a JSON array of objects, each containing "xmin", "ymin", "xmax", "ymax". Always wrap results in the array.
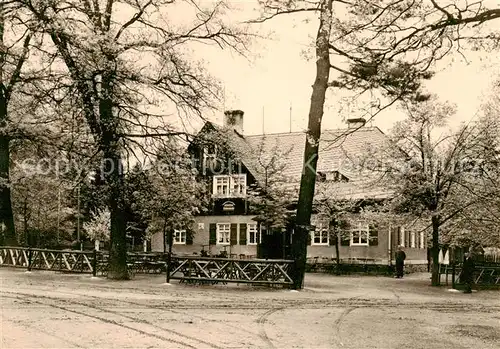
[
  {"xmin": 0, "ymin": 98, "xmax": 16, "ymax": 246},
  {"xmin": 104, "ymin": 150, "xmax": 128, "ymax": 279},
  {"xmin": 431, "ymin": 214, "xmax": 440, "ymax": 286},
  {"xmin": 100, "ymin": 79, "xmax": 128, "ymax": 280},
  {"xmin": 291, "ymin": 0, "xmax": 333, "ymax": 289}
]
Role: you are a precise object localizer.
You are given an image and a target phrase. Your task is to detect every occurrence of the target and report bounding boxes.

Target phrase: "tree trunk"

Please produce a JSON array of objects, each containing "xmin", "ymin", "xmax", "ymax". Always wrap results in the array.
[
  {"xmin": 23, "ymin": 197, "xmax": 28, "ymax": 245},
  {"xmin": 335, "ymin": 231, "xmax": 340, "ymax": 266},
  {"xmin": 105, "ymin": 152, "xmax": 128, "ymax": 279},
  {"xmin": 162, "ymin": 218, "xmax": 167, "ymax": 254},
  {"xmin": 0, "ymin": 97, "xmax": 16, "ymax": 246},
  {"xmin": 291, "ymin": 0, "xmax": 333, "ymax": 289},
  {"xmin": 431, "ymin": 214, "xmax": 440, "ymax": 286},
  {"xmin": 100, "ymin": 78, "xmax": 128, "ymax": 280}
]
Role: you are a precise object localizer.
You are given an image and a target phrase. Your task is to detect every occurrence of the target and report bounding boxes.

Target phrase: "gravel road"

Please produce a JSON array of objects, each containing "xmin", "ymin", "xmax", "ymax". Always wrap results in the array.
[{"xmin": 1, "ymin": 268, "xmax": 499, "ymax": 348}]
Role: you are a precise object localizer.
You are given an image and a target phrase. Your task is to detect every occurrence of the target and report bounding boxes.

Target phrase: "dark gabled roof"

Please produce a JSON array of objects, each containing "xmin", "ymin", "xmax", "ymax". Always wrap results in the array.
[{"xmin": 193, "ymin": 122, "xmax": 395, "ymax": 200}]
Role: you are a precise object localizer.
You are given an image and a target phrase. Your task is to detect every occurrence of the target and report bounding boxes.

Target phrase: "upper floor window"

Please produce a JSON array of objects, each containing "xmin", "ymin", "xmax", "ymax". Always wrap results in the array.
[
  {"xmin": 317, "ymin": 170, "xmax": 349, "ymax": 183},
  {"xmin": 351, "ymin": 223, "xmax": 369, "ymax": 246},
  {"xmin": 203, "ymin": 144, "xmax": 217, "ymax": 159},
  {"xmin": 213, "ymin": 174, "xmax": 246, "ymax": 197}
]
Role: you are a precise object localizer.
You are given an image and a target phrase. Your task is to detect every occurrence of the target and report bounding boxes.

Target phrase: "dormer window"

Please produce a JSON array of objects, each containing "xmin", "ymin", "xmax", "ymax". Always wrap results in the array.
[
  {"xmin": 327, "ymin": 171, "xmax": 348, "ymax": 182},
  {"xmin": 213, "ymin": 174, "xmax": 246, "ymax": 197},
  {"xmin": 317, "ymin": 171, "xmax": 349, "ymax": 183},
  {"xmin": 203, "ymin": 144, "xmax": 223, "ymax": 173},
  {"xmin": 203, "ymin": 144, "xmax": 217, "ymax": 162}
]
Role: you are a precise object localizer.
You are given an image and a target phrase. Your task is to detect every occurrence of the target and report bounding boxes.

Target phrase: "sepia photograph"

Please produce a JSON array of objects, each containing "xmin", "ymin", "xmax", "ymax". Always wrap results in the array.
[{"xmin": 0, "ymin": 0, "xmax": 499, "ymax": 348}]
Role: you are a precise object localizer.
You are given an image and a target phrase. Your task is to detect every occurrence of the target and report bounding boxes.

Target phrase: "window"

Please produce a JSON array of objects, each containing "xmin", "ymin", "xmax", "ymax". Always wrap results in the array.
[
  {"xmin": 216, "ymin": 223, "xmax": 230, "ymax": 245},
  {"xmin": 419, "ymin": 231, "xmax": 425, "ymax": 249},
  {"xmin": 317, "ymin": 171, "xmax": 349, "ymax": 182},
  {"xmin": 247, "ymin": 223, "xmax": 259, "ymax": 245},
  {"xmin": 173, "ymin": 230, "xmax": 186, "ymax": 244},
  {"xmin": 351, "ymin": 223, "xmax": 369, "ymax": 246},
  {"xmin": 410, "ymin": 231, "xmax": 416, "ymax": 248},
  {"xmin": 312, "ymin": 224, "xmax": 329, "ymax": 245},
  {"xmin": 202, "ymin": 145, "xmax": 219, "ymax": 173},
  {"xmin": 213, "ymin": 174, "xmax": 247, "ymax": 197},
  {"xmin": 399, "ymin": 227, "xmax": 405, "ymax": 247},
  {"xmin": 214, "ymin": 176, "xmax": 230, "ymax": 196},
  {"xmin": 232, "ymin": 175, "xmax": 246, "ymax": 196}
]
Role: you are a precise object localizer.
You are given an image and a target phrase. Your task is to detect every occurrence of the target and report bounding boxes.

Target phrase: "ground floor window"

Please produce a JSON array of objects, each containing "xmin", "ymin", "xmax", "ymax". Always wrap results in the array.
[
  {"xmin": 410, "ymin": 231, "xmax": 416, "ymax": 248},
  {"xmin": 351, "ymin": 223, "xmax": 369, "ymax": 246},
  {"xmin": 398, "ymin": 227, "xmax": 405, "ymax": 247},
  {"xmin": 312, "ymin": 225, "xmax": 329, "ymax": 245},
  {"xmin": 217, "ymin": 223, "xmax": 230, "ymax": 245},
  {"xmin": 419, "ymin": 231, "xmax": 425, "ymax": 249},
  {"xmin": 173, "ymin": 229, "xmax": 186, "ymax": 244},
  {"xmin": 247, "ymin": 223, "xmax": 259, "ymax": 244}
]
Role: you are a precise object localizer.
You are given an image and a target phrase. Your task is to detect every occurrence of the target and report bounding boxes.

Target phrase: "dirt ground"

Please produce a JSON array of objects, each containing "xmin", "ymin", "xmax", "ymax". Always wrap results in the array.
[{"xmin": 1, "ymin": 268, "xmax": 499, "ymax": 349}]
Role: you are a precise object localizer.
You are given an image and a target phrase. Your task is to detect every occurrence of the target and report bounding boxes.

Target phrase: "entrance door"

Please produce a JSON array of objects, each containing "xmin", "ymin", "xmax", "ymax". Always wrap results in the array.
[{"xmin": 258, "ymin": 227, "xmax": 287, "ymax": 259}]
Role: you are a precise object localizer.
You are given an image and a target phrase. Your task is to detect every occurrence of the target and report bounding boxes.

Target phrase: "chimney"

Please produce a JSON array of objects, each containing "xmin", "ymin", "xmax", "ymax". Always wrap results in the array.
[
  {"xmin": 223, "ymin": 110, "xmax": 244, "ymax": 135},
  {"xmin": 347, "ymin": 118, "xmax": 366, "ymax": 129}
]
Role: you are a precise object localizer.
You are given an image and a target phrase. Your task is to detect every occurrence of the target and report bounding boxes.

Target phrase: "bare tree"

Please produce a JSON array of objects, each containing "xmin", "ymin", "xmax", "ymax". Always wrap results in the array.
[
  {"xmin": 251, "ymin": 0, "xmax": 500, "ymax": 288},
  {"xmin": 19, "ymin": 0, "xmax": 248, "ymax": 278},
  {"xmin": 385, "ymin": 95, "xmax": 498, "ymax": 285},
  {"xmin": 0, "ymin": 3, "xmax": 33, "ymax": 245}
]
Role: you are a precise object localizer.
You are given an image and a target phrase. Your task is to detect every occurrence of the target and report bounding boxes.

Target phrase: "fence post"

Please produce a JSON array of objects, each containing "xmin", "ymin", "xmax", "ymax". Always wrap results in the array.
[
  {"xmin": 92, "ymin": 249, "xmax": 97, "ymax": 277},
  {"xmin": 27, "ymin": 248, "xmax": 33, "ymax": 271},
  {"xmin": 451, "ymin": 262, "xmax": 456, "ymax": 289},
  {"xmin": 166, "ymin": 252, "xmax": 171, "ymax": 283}
]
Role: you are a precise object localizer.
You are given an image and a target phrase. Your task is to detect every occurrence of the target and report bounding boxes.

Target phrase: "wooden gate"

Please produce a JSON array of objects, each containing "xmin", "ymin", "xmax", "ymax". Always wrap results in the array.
[{"xmin": 167, "ymin": 256, "xmax": 294, "ymax": 286}]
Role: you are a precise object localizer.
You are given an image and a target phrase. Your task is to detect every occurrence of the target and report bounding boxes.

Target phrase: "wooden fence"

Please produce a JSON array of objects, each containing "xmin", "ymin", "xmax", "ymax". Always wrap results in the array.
[
  {"xmin": 167, "ymin": 255, "xmax": 295, "ymax": 286},
  {"xmin": 0, "ymin": 247, "xmax": 295, "ymax": 286},
  {"xmin": 0, "ymin": 247, "xmax": 166, "ymax": 276}
]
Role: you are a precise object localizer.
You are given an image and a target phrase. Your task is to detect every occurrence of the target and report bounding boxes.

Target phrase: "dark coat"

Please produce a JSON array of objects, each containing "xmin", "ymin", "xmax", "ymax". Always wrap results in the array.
[
  {"xmin": 395, "ymin": 250, "xmax": 406, "ymax": 264},
  {"xmin": 462, "ymin": 256, "xmax": 475, "ymax": 282}
]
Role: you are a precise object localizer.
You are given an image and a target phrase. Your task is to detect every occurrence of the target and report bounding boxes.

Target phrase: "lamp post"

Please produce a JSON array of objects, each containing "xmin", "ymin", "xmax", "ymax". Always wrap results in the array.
[{"xmin": 77, "ymin": 185, "xmax": 82, "ymax": 250}]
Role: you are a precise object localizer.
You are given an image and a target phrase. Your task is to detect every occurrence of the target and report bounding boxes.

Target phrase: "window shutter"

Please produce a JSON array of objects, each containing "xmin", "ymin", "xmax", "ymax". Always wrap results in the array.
[
  {"xmin": 239, "ymin": 224, "xmax": 247, "ymax": 245},
  {"xmin": 209, "ymin": 223, "xmax": 216, "ymax": 245},
  {"xmin": 369, "ymin": 224, "xmax": 378, "ymax": 246},
  {"xmin": 186, "ymin": 229, "xmax": 193, "ymax": 245},
  {"xmin": 230, "ymin": 223, "xmax": 238, "ymax": 245},
  {"xmin": 340, "ymin": 231, "xmax": 350, "ymax": 246},
  {"xmin": 405, "ymin": 230, "xmax": 410, "ymax": 248},
  {"xmin": 396, "ymin": 227, "xmax": 401, "ymax": 246}
]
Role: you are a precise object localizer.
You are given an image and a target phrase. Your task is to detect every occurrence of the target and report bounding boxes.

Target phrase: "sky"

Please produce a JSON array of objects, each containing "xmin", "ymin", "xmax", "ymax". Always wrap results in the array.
[{"xmin": 198, "ymin": 0, "xmax": 500, "ymax": 136}]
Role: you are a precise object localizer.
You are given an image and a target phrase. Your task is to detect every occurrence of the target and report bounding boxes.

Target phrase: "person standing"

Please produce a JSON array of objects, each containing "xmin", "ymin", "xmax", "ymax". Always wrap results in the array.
[
  {"xmin": 461, "ymin": 252, "xmax": 475, "ymax": 293},
  {"xmin": 395, "ymin": 246, "xmax": 406, "ymax": 278}
]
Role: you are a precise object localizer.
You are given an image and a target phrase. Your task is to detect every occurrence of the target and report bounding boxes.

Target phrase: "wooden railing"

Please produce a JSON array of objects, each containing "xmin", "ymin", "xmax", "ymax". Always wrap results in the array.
[
  {"xmin": 167, "ymin": 256, "xmax": 295, "ymax": 286},
  {"xmin": 0, "ymin": 247, "xmax": 166, "ymax": 276},
  {"xmin": 0, "ymin": 247, "xmax": 94, "ymax": 272}
]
